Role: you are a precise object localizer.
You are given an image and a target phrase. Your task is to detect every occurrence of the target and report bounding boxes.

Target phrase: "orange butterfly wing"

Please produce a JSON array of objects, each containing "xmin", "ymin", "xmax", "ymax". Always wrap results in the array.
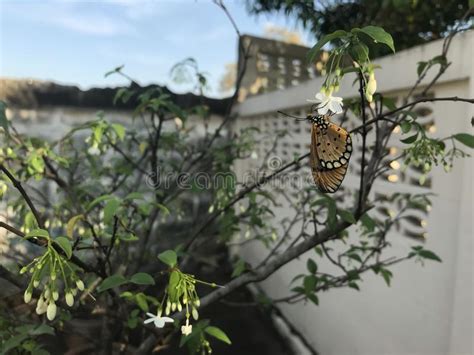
[{"xmin": 310, "ymin": 121, "xmax": 352, "ymax": 193}]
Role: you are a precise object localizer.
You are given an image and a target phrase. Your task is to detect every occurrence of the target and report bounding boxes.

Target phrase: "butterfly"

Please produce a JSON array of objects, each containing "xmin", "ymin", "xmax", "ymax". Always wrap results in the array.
[{"xmin": 307, "ymin": 114, "xmax": 352, "ymax": 193}]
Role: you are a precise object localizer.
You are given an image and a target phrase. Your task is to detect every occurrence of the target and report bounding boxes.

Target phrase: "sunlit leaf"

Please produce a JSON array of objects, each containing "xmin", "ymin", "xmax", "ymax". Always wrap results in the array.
[{"xmin": 205, "ymin": 326, "xmax": 232, "ymax": 345}]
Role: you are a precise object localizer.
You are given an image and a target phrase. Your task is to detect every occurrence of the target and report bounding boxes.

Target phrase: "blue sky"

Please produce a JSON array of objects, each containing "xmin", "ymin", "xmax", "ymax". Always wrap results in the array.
[{"xmin": 0, "ymin": 0, "xmax": 311, "ymax": 97}]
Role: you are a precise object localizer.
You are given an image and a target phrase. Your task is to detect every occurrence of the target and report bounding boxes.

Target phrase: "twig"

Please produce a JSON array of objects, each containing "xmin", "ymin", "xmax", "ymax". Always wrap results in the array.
[
  {"xmin": 357, "ymin": 72, "xmax": 368, "ymax": 214},
  {"xmin": 0, "ymin": 163, "xmax": 44, "ymax": 229}
]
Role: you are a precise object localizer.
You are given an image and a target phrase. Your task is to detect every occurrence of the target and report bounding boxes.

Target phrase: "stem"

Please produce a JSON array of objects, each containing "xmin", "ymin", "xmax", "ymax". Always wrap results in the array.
[
  {"xmin": 357, "ymin": 72, "xmax": 368, "ymax": 214},
  {"xmin": 0, "ymin": 163, "xmax": 45, "ymax": 229}
]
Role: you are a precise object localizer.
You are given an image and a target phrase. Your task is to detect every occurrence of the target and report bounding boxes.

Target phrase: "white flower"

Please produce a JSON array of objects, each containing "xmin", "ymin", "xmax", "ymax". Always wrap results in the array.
[
  {"xmin": 143, "ymin": 312, "xmax": 174, "ymax": 328},
  {"xmin": 174, "ymin": 117, "xmax": 183, "ymax": 129},
  {"xmin": 87, "ymin": 146, "xmax": 100, "ymax": 156},
  {"xmin": 307, "ymin": 91, "xmax": 344, "ymax": 115},
  {"xmin": 181, "ymin": 319, "xmax": 193, "ymax": 336}
]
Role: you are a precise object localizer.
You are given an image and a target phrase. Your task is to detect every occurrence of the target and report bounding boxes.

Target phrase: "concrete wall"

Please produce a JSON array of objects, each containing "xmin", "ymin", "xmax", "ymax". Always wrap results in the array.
[{"xmin": 233, "ymin": 31, "xmax": 473, "ymax": 355}]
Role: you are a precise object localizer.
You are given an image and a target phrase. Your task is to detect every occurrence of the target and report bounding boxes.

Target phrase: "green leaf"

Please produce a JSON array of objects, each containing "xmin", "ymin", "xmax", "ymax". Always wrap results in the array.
[
  {"xmin": 380, "ymin": 268, "xmax": 393, "ymax": 286},
  {"xmin": 87, "ymin": 194, "xmax": 113, "ymax": 211},
  {"xmin": 303, "ymin": 275, "xmax": 317, "ymax": 293},
  {"xmin": 231, "ymin": 258, "xmax": 246, "ymax": 278},
  {"xmin": 314, "ymin": 246, "xmax": 323, "ymax": 257},
  {"xmin": 205, "ymin": 326, "xmax": 232, "ymax": 345},
  {"xmin": 105, "ymin": 65, "xmax": 124, "ymax": 77},
  {"xmin": 54, "ymin": 236, "xmax": 72, "ymax": 259},
  {"xmin": 307, "ymin": 30, "xmax": 347, "ymax": 63},
  {"xmin": 382, "ymin": 97, "xmax": 397, "ymax": 111},
  {"xmin": 347, "ymin": 253, "xmax": 363, "ymax": 263},
  {"xmin": 338, "ymin": 209, "xmax": 356, "ymax": 224},
  {"xmin": 431, "ymin": 55, "xmax": 447, "ymax": 66},
  {"xmin": 0, "ymin": 100, "xmax": 9, "ymax": 135},
  {"xmin": 130, "ymin": 272, "xmax": 155, "ymax": 285},
  {"xmin": 360, "ymin": 213, "xmax": 376, "ymax": 232},
  {"xmin": 30, "ymin": 324, "xmax": 55, "ymax": 336},
  {"xmin": 349, "ymin": 42, "xmax": 369, "ymax": 63},
  {"xmin": 417, "ymin": 61, "xmax": 428, "ymax": 77},
  {"xmin": 136, "ymin": 293, "xmax": 149, "ymax": 311},
  {"xmin": 400, "ymin": 133, "xmax": 418, "ymax": 144},
  {"xmin": 167, "ymin": 271, "xmax": 180, "ymax": 300},
  {"xmin": 124, "ymin": 192, "xmax": 144, "ymax": 201},
  {"xmin": 97, "ymin": 274, "xmax": 127, "ymax": 292},
  {"xmin": 453, "ymin": 133, "xmax": 474, "ymax": 149},
  {"xmin": 155, "ymin": 203, "xmax": 170, "ymax": 215},
  {"xmin": 354, "ymin": 26, "xmax": 395, "ymax": 52},
  {"xmin": 400, "ymin": 120, "xmax": 412, "ymax": 134},
  {"xmin": 66, "ymin": 214, "xmax": 83, "ymax": 239},
  {"xmin": 307, "ymin": 293, "xmax": 319, "ymax": 306},
  {"xmin": 25, "ymin": 229, "xmax": 50, "ymax": 239},
  {"xmin": 1, "ymin": 334, "xmax": 28, "ymax": 354},
  {"xmin": 290, "ymin": 274, "xmax": 304, "ymax": 284},
  {"xmin": 104, "ymin": 198, "xmax": 120, "ymax": 224},
  {"xmin": 112, "ymin": 123, "xmax": 126, "ymax": 140},
  {"xmin": 348, "ymin": 282, "xmax": 360, "ymax": 291},
  {"xmin": 158, "ymin": 250, "xmax": 178, "ymax": 267},
  {"xmin": 418, "ymin": 249, "xmax": 442, "ymax": 262},
  {"xmin": 306, "ymin": 259, "xmax": 317, "ymax": 274}
]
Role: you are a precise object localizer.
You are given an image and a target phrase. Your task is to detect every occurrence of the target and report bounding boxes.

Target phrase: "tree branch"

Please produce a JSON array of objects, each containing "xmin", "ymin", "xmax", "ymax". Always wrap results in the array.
[{"xmin": 0, "ymin": 163, "xmax": 45, "ymax": 230}]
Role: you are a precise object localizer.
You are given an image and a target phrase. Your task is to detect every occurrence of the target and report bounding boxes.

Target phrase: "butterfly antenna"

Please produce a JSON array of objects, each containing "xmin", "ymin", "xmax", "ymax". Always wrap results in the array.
[{"xmin": 277, "ymin": 110, "xmax": 307, "ymax": 121}]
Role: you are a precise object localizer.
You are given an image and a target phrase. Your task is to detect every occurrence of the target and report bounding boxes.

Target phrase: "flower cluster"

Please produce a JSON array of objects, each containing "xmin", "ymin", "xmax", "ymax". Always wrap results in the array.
[
  {"xmin": 144, "ymin": 251, "xmax": 222, "ymax": 338},
  {"xmin": 21, "ymin": 238, "xmax": 84, "ymax": 321}
]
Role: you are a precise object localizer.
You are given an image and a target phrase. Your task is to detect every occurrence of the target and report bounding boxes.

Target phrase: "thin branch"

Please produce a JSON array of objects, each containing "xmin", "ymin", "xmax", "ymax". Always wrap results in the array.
[
  {"xmin": 0, "ymin": 163, "xmax": 45, "ymax": 229},
  {"xmin": 105, "ymin": 216, "xmax": 120, "ymax": 272},
  {"xmin": 380, "ymin": 96, "xmax": 474, "ymax": 119},
  {"xmin": 357, "ymin": 72, "xmax": 368, "ymax": 214}
]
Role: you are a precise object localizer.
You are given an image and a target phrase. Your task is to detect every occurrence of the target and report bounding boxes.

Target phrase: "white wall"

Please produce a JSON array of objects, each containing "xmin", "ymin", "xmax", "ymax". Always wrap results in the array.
[{"xmin": 233, "ymin": 31, "xmax": 473, "ymax": 355}]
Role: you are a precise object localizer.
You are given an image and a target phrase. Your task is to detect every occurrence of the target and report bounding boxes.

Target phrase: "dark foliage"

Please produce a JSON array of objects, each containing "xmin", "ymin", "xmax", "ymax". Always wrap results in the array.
[{"xmin": 247, "ymin": 0, "xmax": 471, "ymax": 55}]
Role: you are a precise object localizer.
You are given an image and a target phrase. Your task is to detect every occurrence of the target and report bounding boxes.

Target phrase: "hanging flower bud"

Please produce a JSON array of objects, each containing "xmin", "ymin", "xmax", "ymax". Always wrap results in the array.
[
  {"xmin": 36, "ymin": 298, "xmax": 47, "ymax": 315},
  {"xmin": 52, "ymin": 291, "xmax": 59, "ymax": 301},
  {"xmin": 47, "ymin": 302, "xmax": 57, "ymax": 321},
  {"xmin": 65, "ymin": 292, "xmax": 74, "ymax": 307},
  {"xmin": 33, "ymin": 280, "xmax": 40, "ymax": 288},
  {"xmin": 365, "ymin": 92, "xmax": 373, "ymax": 103},
  {"xmin": 366, "ymin": 72, "xmax": 377, "ymax": 97},
  {"xmin": 76, "ymin": 280, "xmax": 85, "ymax": 291},
  {"xmin": 24, "ymin": 290, "xmax": 32, "ymax": 304},
  {"xmin": 192, "ymin": 308, "xmax": 199, "ymax": 321}
]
